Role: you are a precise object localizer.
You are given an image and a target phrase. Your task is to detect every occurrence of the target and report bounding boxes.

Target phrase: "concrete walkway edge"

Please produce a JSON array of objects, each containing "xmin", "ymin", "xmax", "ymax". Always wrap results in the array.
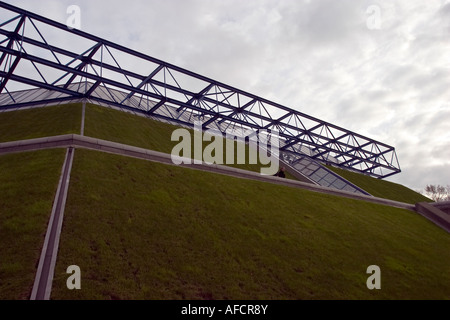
[
  {"xmin": 415, "ymin": 202, "xmax": 450, "ymax": 233},
  {"xmin": 29, "ymin": 147, "xmax": 75, "ymax": 300}
]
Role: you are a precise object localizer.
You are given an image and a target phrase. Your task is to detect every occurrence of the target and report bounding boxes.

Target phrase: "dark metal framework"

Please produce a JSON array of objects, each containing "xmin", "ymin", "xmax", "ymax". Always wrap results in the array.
[{"xmin": 0, "ymin": 2, "xmax": 400, "ymax": 179}]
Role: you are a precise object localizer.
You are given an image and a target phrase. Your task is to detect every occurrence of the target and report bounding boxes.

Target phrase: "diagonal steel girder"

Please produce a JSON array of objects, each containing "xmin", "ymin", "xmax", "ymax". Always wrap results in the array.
[{"xmin": 0, "ymin": 1, "xmax": 401, "ymax": 178}]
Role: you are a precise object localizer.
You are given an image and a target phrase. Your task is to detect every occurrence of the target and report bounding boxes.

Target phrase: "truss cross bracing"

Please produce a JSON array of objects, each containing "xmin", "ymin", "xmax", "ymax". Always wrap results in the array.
[{"xmin": 0, "ymin": 2, "xmax": 401, "ymax": 180}]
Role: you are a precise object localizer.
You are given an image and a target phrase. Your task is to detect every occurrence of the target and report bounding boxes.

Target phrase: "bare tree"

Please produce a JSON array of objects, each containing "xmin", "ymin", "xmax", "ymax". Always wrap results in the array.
[{"xmin": 424, "ymin": 184, "xmax": 450, "ymax": 202}]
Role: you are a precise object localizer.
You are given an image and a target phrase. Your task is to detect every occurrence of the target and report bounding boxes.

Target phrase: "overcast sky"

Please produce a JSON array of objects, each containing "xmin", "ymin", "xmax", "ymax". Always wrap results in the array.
[{"xmin": 2, "ymin": 0, "xmax": 450, "ymax": 192}]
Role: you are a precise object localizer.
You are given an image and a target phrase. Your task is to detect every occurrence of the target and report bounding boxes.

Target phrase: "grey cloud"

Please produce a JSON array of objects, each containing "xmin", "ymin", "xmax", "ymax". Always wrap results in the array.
[{"xmin": 389, "ymin": 162, "xmax": 450, "ymax": 191}]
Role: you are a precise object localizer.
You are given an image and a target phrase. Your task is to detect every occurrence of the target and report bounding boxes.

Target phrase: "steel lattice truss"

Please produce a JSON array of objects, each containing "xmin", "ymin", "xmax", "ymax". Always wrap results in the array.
[{"xmin": 0, "ymin": 2, "xmax": 400, "ymax": 179}]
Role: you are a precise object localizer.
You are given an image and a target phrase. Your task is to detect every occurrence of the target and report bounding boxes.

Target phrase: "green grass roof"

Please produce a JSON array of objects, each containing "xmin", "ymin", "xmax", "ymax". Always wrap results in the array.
[{"xmin": 50, "ymin": 149, "xmax": 450, "ymax": 299}]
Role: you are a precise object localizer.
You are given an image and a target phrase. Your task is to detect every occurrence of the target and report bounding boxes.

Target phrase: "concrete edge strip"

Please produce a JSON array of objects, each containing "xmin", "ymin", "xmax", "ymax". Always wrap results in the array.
[
  {"xmin": 431, "ymin": 201, "xmax": 450, "ymax": 214},
  {"xmin": 80, "ymin": 100, "xmax": 86, "ymax": 136},
  {"xmin": 0, "ymin": 135, "xmax": 74, "ymax": 154},
  {"xmin": 46, "ymin": 147, "xmax": 75, "ymax": 299},
  {"xmin": 29, "ymin": 148, "xmax": 69, "ymax": 300},
  {"xmin": 415, "ymin": 202, "xmax": 450, "ymax": 233},
  {"xmin": 30, "ymin": 147, "xmax": 75, "ymax": 300}
]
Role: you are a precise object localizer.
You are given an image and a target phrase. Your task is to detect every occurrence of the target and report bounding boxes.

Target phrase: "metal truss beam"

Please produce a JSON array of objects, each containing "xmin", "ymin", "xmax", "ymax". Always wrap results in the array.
[{"xmin": 0, "ymin": 2, "xmax": 401, "ymax": 178}]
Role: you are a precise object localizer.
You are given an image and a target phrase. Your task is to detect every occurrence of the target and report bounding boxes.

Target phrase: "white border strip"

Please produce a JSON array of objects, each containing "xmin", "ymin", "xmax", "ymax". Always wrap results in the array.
[{"xmin": 30, "ymin": 147, "xmax": 75, "ymax": 300}]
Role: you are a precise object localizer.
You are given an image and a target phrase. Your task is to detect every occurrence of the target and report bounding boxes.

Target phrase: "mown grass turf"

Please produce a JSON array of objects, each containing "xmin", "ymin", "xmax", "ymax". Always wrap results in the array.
[
  {"xmin": 84, "ymin": 104, "xmax": 179, "ymax": 155},
  {"xmin": 0, "ymin": 104, "xmax": 81, "ymax": 142},
  {"xmin": 327, "ymin": 165, "xmax": 431, "ymax": 204},
  {"xmin": 84, "ymin": 104, "xmax": 279, "ymax": 175},
  {"xmin": 51, "ymin": 149, "xmax": 450, "ymax": 300},
  {"xmin": 0, "ymin": 149, "xmax": 66, "ymax": 299}
]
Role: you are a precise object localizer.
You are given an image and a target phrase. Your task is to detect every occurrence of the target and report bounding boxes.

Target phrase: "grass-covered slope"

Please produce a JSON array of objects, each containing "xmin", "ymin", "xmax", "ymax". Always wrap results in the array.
[
  {"xmin": 0, "ymin": 103, "xmax": 81, "ymax": 143},
  {"xmin": 327, "ymin": 165, "xmax": 431, "ymax": 204},
  {"xmin": 84, "ymin": 104, "xmax": 285, "ymax": 176},
  {"xmin": 50, "ymin": 149, "xmax": 450, "ymax": 300},
  {"xmin": 0, "ymin": 104, "xmax": 448, "ymax": 300},
  {"xmin": 0, "ymin": 149, "xmax": 66, "ymax": 299},
  {"xmin": 84, "ymin": 104, "xmax": 179, "ymax": 155}
]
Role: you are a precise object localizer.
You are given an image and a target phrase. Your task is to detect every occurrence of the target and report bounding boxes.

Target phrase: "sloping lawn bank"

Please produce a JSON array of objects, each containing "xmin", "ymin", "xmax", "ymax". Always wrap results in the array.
[
  {"xmin": 0, "ymin": 149, "xmax": 66, "ymax": 299},
  {"xmin": 51, "ymin": 149, "xmax": 450, "ymax": 300}
]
